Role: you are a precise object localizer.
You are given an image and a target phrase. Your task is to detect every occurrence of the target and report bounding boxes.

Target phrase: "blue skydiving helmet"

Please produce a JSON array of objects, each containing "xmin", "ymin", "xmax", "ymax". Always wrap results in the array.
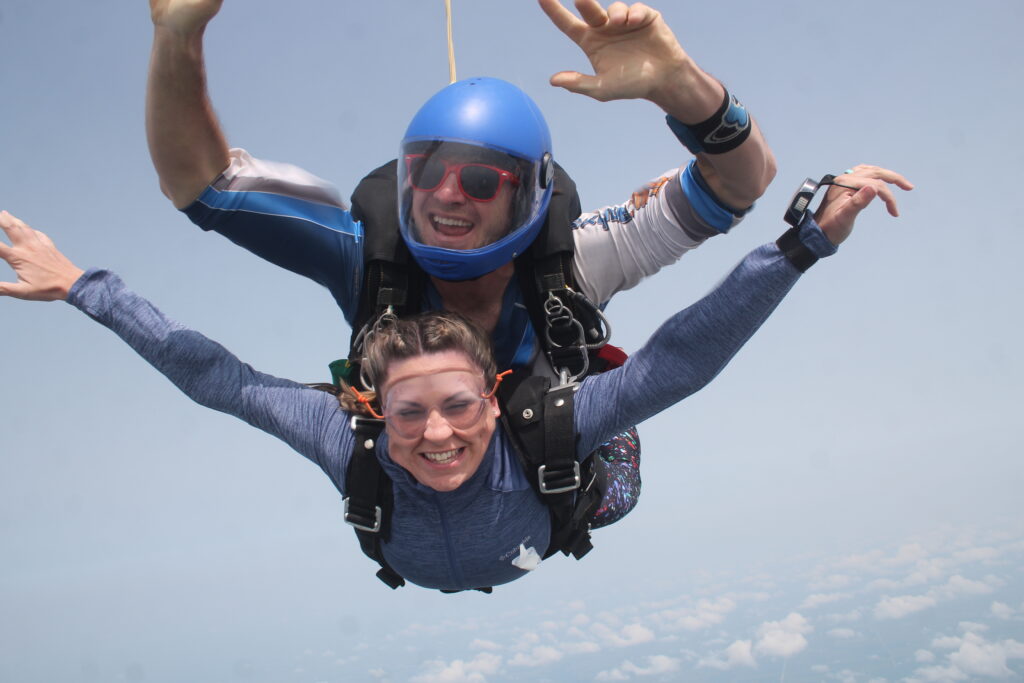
[{"xmin": 397, "ymin": 77, "xmax": 554, "ymax": 281}]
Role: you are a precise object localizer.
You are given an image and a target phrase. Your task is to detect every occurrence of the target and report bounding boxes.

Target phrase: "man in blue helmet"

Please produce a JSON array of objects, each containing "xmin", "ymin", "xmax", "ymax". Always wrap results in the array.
[{"xmin": 147, "ymin": 0, "xmax": 777, "ymax": 349}]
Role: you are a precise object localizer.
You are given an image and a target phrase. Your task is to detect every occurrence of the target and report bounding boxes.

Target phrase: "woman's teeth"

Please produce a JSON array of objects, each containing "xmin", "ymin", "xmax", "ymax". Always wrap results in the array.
[{"xmin": 422, "ymin": 448, "xmax": 459, "ymax": 464}]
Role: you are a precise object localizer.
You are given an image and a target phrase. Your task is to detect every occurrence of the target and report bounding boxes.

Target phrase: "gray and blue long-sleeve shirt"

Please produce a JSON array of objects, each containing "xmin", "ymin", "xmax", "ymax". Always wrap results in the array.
[{"xmin": 66, "ymin": 217, "xmax": 835, "ymax": 591}]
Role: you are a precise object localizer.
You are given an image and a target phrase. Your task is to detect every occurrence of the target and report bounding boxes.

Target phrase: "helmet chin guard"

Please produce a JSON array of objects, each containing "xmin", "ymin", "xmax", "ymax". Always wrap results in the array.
[{"xmin": 398, "ymin": 78, "xmax": 554, "ymax": 281}]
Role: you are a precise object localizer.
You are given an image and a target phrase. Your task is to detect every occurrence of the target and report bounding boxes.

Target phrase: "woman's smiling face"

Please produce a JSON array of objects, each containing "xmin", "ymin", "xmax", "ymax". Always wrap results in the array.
[{"xmin": 380, "ymin": 350, "xmax": 500, "ymax": 492}]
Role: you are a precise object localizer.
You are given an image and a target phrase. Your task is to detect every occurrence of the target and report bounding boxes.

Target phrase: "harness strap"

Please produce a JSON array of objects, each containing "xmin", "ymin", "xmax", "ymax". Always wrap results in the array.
[{"xmin": 344, "ymin": 416, "xmax": 405, "ymax": 590}]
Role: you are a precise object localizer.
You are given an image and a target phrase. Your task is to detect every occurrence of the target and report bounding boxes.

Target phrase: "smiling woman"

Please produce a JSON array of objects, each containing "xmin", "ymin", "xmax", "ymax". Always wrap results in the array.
[{"xmin": 0, "ymin": 165, "xmax": 909, "ymax": 591}]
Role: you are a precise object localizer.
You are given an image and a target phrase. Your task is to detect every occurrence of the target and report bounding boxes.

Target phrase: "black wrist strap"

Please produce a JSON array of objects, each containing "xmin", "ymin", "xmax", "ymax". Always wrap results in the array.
[{"xmin": 776, "ymin": 226, "xmax": 818, "ymax": 273}]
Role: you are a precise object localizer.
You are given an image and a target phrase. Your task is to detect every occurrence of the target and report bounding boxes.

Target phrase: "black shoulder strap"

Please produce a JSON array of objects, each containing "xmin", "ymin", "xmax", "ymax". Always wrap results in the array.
[
  {"xmin": 343, "ymin": 416, "xmax": 405, "ymax": 589},
  {"xmin": 347, "ymin": 160, "xmax": 427, "ymax": 379}
]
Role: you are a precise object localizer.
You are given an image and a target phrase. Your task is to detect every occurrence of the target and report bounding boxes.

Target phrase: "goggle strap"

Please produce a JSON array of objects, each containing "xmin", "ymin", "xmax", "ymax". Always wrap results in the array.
[
  {"xmin": 482, "ymin": 369, "xmax": 513, "ymax": 399},
  {"xmin": 348, "ymin": 386, "xmax": 386, "ymax": 420}
]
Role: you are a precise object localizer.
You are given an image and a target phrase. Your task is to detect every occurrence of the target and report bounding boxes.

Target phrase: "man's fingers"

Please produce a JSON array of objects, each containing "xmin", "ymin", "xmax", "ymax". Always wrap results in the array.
[
  {"xmin": 34, "ymin": 230, "xmax": 57, "ymax": 248},
  {"xmin": 575, "ymin": 0, "xmax": 611, "ymax": 27},
  {"xmin": 0, "ymin": 210, "xmax": 29, "ymax": 244},
  {"xmin": 605, "ymin": 1, "xmax": 629, "ymax": 26},
  {"xmin": 538, "ymin": 0, "xmax": 587, "ymax": 39},
  {"xmin": 625, "ymin": 2, "xmax": 658, "ymax": 27}
]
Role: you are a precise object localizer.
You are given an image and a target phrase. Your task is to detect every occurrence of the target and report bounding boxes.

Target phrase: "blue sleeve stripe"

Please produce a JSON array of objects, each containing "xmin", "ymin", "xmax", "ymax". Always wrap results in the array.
[
  {"xmin": 679, "ymin": 160, "xmax": 744, "ymax": 234},
  {"xmin": 194, "ymin": 186, "xmax": 361, "ymax": 239}
]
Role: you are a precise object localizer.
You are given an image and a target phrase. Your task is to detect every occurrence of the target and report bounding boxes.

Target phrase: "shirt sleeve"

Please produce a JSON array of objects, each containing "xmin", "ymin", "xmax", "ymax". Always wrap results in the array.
[
  {"xmin": 572, "ymin": 216, "xmax": 837, "ymax": 456},
  {"xmin": 182, "ymin": 148, "xmax": 364, "ymax": 322},
  {"xmin": 571, "ymin": 161, "xmax": 748, "ymax": 306},
  {"xmin": 65, "ymin": 268, "xmax": 354, "ymax": 479}
]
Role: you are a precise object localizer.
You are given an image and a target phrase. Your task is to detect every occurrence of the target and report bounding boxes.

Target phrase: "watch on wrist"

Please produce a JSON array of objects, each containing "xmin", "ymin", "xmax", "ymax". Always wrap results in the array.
[
  {"xmin": 778, "ymin": 173, "xmax": 841, "ymax": 272},
  {"xmin": 784, "ymin": 174, "xmax": 836, "ymax": 227}
]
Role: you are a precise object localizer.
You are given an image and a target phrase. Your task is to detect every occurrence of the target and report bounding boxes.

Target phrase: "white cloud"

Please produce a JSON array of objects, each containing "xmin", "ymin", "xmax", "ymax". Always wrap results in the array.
[
  {"xmin": 958, "ymin": 621, "xmax": 989, "ymax": 634},
  {"xmin": 800, "ymin": 593, "xmax": 851, "ymax": 609},
  {"xmin": 591, "ymin": 622, "xmax": 656, "ymax": 648},
  {"xmin": 698, "ymin": 639, "xmax": 756, "ymax": 670},
  {"xmin": 827, "ymin": 628, "xmax": 859, "ymax": 639},
  {"xmin": 469, "ymin": 639, "xmax": 501, "ymax": 651},
  {"xmin": 598, "ymin": 655, "xmax": 681, "ymax": 680},
  {"xmin": 570, "ymin": 613, "xmax": 590, "ymax": 627},
  {"xmin": 933, "ymin": 635, "xmax": 965, "ymax": 650},
  {"xmin": 507, "ymin": 646, "xmax": 562, "ymax": 667},
  {"xmin": 411, "ymin": 652, "xmax": 502, "ymax": 683},
  {"xmin": 516, "ymin": 630, "xmax": 540, "ymax": 647},
  {"xmin": 911, "ymin": 664, "xmax": 969, "ymax": 681},
  {"xmin": 864, "ymin": 557, "xmax": 948, "ymax": 594},
  {"xmin": 915, "ymin": 632, "xmax": 1024, "ymax": 681},
  {"xmin": 656, "ymin": 597, "xmax": 736, "ymax": 632},
  {"xmin": 914, "ymin": 649, "xmax": 935, "ymax": 663},
  {"xmin": 949, "ymin": 633, "xmax": 1024, "ymax": 678},
  {"xmin": 754, "ymin": 613, "xmax": 812, "ymax": 658},
  {"xmin": 873, "ymin": 594, "xmax": 937, "ymax": 620},
  {"xmin": 991, "ymin": 601, "xmax": 1015, "ymax": 620},
  {"xmin": 938, "ymin": 574, "xmax": 997, "ymax": 598}
]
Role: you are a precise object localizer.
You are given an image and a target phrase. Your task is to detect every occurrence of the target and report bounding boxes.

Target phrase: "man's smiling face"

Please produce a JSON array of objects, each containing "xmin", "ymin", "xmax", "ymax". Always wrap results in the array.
[{"xmin": 407, "ymin": 148, "xmax": 517, "ymax": 252}]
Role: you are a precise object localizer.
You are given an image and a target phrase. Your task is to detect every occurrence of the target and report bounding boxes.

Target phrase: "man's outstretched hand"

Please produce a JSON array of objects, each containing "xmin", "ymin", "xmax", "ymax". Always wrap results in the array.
[{"xmin": 538, "ymin": 0, "xmax": 692, "ymax": 105}]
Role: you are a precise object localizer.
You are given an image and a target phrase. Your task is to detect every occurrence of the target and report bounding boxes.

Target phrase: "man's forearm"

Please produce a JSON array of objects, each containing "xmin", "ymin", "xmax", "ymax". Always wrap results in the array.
[
  {"xmin": 146, "ymin": 25, "xmax": 230, "ymax": 209},
  {"xmin": 654, "ymin": 64, "xmax": 776, "ymax": 211}
]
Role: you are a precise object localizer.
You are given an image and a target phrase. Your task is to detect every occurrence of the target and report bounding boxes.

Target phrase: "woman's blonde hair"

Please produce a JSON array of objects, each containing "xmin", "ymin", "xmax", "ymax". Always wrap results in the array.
[{"xmin": 337, "ymin": 311, "xmax": 496, "ymax": 416}]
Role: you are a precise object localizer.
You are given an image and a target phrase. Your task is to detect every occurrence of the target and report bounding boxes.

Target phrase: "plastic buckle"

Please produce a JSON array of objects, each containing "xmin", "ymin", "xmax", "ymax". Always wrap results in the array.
[
  {"xmin": 537, "ymin": 462, "xmax": 581, "ymax": 494},
  {"xmin": 343, "ymin": 497, "xmax": 382, "ymax": 533}
]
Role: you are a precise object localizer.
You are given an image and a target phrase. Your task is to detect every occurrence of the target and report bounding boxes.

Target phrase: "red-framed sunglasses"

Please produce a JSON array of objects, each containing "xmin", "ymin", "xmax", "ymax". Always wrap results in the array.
[{"xmin": 404, "ymin": 154, "xmax": 520, "ymax": 202}]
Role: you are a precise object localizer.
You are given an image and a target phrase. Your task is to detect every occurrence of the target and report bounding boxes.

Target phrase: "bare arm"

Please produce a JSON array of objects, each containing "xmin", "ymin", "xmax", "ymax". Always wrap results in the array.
[
  {"xmin": 146, "ymin": 0, "xmax": 231, "ymax": 209},
  {"xmin": 538, "ymin": 0, "xmax": 776, "ymax": 210}
]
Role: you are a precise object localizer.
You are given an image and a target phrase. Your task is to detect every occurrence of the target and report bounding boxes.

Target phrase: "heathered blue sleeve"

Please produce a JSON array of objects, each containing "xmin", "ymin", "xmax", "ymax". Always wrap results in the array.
[
  {"xmin": 573, "ymin": 216, "xmax": 837, "ymax": 456},
  {"xmin": 65, "ymin": 269, "xmax": 353, "ymax": 477}
]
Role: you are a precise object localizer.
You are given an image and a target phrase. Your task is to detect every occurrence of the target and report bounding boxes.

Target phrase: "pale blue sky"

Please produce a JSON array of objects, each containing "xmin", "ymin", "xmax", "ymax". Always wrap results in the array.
[{"xmin": 2, "ymin": 1, "xmax": 1023, "ymax": 681}]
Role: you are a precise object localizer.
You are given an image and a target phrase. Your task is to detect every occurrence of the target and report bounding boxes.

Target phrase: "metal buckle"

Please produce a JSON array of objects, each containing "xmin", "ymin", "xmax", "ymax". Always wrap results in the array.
[
  {"xmin": 350, "ymin": 415, "xmax": 385, "ymax": 432},
  {"xmin": 343, "ymin": 497, "xmax": 382, "ymax": 533},
  {"xmin": 537, "ymin": 462, "xmax": 581, "ymax": 494}
]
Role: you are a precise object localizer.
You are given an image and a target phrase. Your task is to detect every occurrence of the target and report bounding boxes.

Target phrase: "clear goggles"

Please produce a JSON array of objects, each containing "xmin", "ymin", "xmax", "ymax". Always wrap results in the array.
[{"xmin": 382, "ymin": 369, "xmax": 492, "ymax": 439}]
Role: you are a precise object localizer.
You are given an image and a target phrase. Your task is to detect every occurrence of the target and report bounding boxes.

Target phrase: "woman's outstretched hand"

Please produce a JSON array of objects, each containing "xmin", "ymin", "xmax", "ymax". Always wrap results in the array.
[
  {"xmin": 0, "ymin": 211, "xmax": 84, "ymax": 301},
  {"xmin": 815, "ymin": 165, "xmax": 915, "ymax": 246}
]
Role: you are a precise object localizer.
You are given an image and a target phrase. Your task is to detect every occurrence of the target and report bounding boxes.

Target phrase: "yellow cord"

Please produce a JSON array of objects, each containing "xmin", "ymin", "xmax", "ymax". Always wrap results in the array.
[{"xmin": 445, "ymin": 0, "xmax": 457, "ymax": 83}]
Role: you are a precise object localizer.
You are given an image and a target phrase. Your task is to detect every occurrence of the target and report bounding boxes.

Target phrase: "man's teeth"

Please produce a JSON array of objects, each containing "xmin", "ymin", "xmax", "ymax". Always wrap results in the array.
[
  {"xmin": 422, "ymin": 449, "xmax": 459, "ymax": 463},
  {"xmin": 434, "ymin": 216, "xmax": 471, "ymax": 227}
]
